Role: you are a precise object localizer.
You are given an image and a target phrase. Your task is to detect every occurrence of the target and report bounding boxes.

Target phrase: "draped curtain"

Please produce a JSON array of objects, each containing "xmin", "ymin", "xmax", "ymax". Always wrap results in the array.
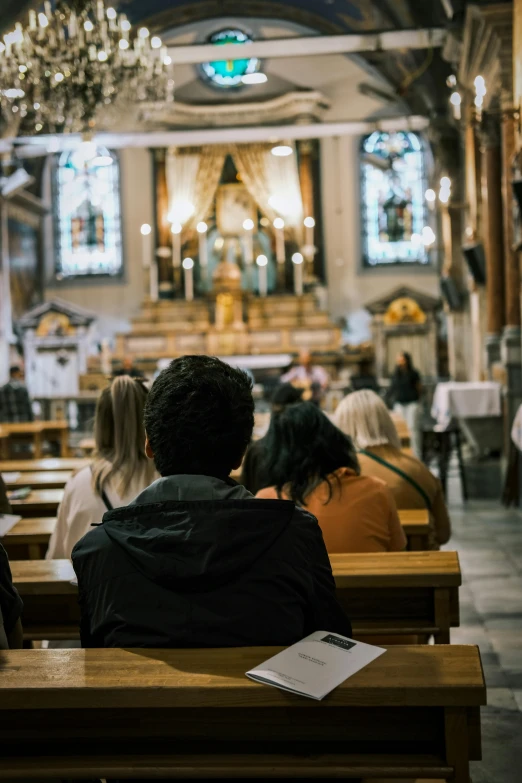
[
  {"xmin": 166, "ymin": 146, "xmax": 226, "ymax": 230},
  {"xmin": 232, "ymin": 142, "xmax": 304, "ymax": 239}
]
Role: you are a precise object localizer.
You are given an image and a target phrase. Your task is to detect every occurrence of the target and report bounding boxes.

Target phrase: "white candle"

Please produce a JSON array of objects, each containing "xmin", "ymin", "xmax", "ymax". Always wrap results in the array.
[
  {"xmin": 292, "ymin": 252, "xmax": 304, "ymax": 296},
  {"xmin": 197, "ymin": 221, "xmax": 208, "ymax": 269},
  {"xmin": 273, "ymin": 217, "xmax": 285, "ymax": 264},
  {"xmin": 171, "ymin": 222, "xmax": 181, "ymax": 268},
  {"xmin": 150, "ymin": 261, "xmax": 158, "ymax": 302},
  {"xmin": 140, "ymin": 223, "xmax": 152, "ymax": 269},
  {"xmin": 243, "ymin": 218, "xmax": 254, "ymax": 264},
  {"xmin": 183, "ymin": 257, "xmax": 194, "ymax": 301},
  {"xmin": 304, "ymin": 216, "xmax": 315, "ymax": 248},
  {"xmin": 256, "ymin": 255, "xmax": 268, "ymax": 297}
]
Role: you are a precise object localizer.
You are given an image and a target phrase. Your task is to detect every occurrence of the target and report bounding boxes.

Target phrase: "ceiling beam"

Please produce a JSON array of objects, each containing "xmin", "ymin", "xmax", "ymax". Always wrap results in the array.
[
  {"xmin": 2, "ymin": 116, "xmax": 429, "ymax": 157},
  {"xmin": 166, "ymin": 29, "xmax": 447, "ymax": 65}
]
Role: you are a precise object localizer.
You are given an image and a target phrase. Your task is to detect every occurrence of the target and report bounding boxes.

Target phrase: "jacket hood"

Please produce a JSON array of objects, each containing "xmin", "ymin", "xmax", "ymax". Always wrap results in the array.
[{"xmin": 99, "ymin": 475, "xmax": 295, "ymax": 592}]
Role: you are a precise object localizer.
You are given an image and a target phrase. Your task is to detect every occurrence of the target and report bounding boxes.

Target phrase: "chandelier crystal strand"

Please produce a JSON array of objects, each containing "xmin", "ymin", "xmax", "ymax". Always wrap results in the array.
[{"xmin": 0, "ymin": 0, "xmax": 174, "ymax": 135}]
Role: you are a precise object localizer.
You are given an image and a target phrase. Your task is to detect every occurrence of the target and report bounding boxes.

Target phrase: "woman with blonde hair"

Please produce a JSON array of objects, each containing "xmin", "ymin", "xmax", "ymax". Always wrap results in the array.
[
  {"xmin": 47, "ymin": 376, "xmax": 157, "ymax": 560},
  {"xmin": 333, "ymin": 389, "xmax": 450, "ymax": 549}
]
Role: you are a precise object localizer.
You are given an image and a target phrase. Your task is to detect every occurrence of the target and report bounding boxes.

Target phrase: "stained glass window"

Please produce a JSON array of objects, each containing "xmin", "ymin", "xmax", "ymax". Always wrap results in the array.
[
  {"xmin": 361, "ymin": 131, "xmax": 431, "ymax": 267},
  {"xmin": 54, "ymin": 144, "xmax": 122, "ymax": 278},
  {"xmin": 200, "ymin": 29, "xmax": 260, "ymax": 88}
]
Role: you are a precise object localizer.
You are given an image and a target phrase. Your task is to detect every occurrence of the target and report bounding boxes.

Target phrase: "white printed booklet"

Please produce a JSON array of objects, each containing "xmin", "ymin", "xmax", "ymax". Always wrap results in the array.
[{"xmin": 246, "ymin": 631, "xmax": 385, "ymax": 700}]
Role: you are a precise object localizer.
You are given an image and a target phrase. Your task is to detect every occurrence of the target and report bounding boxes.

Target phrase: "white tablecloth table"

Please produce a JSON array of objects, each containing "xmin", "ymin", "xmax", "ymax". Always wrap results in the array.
[{"xmin": 431, "ymin": 381, "xmax": 502, "ymax": 430}]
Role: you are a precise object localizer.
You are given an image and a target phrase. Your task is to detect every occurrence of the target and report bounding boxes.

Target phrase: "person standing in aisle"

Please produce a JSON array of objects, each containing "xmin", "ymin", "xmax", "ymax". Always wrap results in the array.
[{"xmin": 388, "ymin": 352, "xmax": 423, "ymax": 457}]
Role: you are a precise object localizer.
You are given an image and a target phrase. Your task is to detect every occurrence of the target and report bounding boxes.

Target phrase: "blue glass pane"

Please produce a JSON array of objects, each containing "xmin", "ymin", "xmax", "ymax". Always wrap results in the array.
[
  {"xmin": 55, "ymin": 146, "xmax": 122, "ymax": 278},
  {"xmin": 361, "ymin": 131, "xmax": 430, "ymax": 266},
  {"xmin": 200, "ymin": 29, "xmax": 260, "ymax": 88}
]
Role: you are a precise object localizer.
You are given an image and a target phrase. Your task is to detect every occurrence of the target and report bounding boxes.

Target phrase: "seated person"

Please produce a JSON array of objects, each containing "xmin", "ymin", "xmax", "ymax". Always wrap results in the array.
[
  {"xmin": 113, "ymin": 355, "xmax": 144, "ymax": 379},
  {"xmin": 0, "ymin": 545, "xmax": 23, "ymax": 649},
  {"xmin": 240, "ymin": 383, "xmax": 303, "ymax": 494},
  {"xmin": 47, "ymin": 376, "xmax": 157, "ymax": 560},
  {"xmin": 333, "ymin": 389, "xmax": 450, "ymax": 549},
  {"xmin": 0, "ymin": 365, "xmax": 34, "ymax": 423},
  {"xmin": 350, "ymin": 359, "xmax": 379, "ymax": 393},
  {"xmin": 281, "ymin": 349, "xmax": 329, "ymax": 404},
  {"xmin": 72, "ymin": 356, "xmax": 351, "ymax": 648},
  {"xmin": 257, "ymin": 402, "xmax": 405, "ymax": 554}
]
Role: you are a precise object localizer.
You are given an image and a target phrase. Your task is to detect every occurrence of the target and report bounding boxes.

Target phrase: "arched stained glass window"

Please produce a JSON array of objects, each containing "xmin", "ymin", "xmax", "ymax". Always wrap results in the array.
[
  {"xmin": 54, "ymin": 144, "xmax": 122, "ymax": 278},
  {"xmin": 200, "ymin": 29, "xmax": 260, "ymax": 88},
  {"xmin": 361, "ymin": 131, "xmax": 430, "ymax": 267}
]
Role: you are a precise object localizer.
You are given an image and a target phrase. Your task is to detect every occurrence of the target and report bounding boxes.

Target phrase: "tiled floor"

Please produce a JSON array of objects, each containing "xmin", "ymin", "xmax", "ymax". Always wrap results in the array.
[{"xmin": 444, "ymin": 501, "xmax": 522, "ymax": 781}]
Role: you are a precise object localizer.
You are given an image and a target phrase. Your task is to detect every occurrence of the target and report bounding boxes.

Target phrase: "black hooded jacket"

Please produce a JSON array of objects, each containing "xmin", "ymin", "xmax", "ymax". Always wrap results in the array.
[{"xmin": 72, "ymin": 475, "xmax": 351, "ymax": 648}]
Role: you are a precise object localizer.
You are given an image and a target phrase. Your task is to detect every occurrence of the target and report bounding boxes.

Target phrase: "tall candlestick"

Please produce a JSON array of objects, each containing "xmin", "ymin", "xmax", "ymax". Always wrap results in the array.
[
  {"xmin": 242, "ymin": 218, "xmax": 254, "ymax": 264},
  {"xmin": 183, "ymin": 257, "xmax": 194, "ymax": 302},
  {"xmin": 304, "ymin": 215, "xmax": 315, "ymax": 248},
  {"xmin": 150, "ymin": 261, "xmax": 158, "ymax": 302},
  {"xmin": 197, "ymin": 221, "xmax": 208, "ymax": 272},
  {"xmin": 140, "ymin": 223, "xmax": 152, "ymax": 269},
  {"xmin": 256, "ymin": 255, "xmax": 268, "ymax": 297},
  {"xmin": 171, "ymin": 222, "xmax": 181, "ymax": 268},
  {"xmin": 292, "ymin": 252, "xmax": 304, "ymax": 296},
  {"xmin": 273, "ymin": 217, "xmax": 285, "ymax": 264}
]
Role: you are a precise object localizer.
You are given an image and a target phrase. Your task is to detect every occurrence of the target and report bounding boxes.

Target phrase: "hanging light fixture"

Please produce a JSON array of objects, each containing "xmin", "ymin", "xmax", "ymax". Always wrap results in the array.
[{"xmin": 0, "ymin": 0, "xmax": 174, "ymax": 136}]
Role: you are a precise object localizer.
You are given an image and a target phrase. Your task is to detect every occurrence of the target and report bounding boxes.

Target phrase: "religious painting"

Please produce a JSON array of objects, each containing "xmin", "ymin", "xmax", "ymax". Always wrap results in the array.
[
  {"xmin": 54, "ymin": 145, "xmax": 122, "ymax": 279},
  {"xmin": 7, "ymin": 207, "xmax": 42, "ymax": 319},
  {"xmin": 383, "ymin": 297, "xmax": 427, "ymax": 326},
  {"xmin": 360, "ymin": 131, "xmax": 430, "ymax": 267},
  {"xmin": 216, "ymin": 184, "xmax": 256, "ymax": 237},
  {"xmin": 35, "ymin": 311, "xmax": 75, "ymax": 338}
]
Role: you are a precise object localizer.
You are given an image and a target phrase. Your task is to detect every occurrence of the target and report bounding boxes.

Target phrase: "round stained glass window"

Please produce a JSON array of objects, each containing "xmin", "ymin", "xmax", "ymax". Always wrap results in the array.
[{"xmin": 200, "ymin": 29, "xmax": 260, "ymax": 88}]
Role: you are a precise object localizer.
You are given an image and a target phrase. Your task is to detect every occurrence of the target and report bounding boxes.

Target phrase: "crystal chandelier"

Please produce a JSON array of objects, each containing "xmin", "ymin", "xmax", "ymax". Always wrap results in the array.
[{"xmin": 0, "ymin": 0, "xmax": 174, "ymax": 136}]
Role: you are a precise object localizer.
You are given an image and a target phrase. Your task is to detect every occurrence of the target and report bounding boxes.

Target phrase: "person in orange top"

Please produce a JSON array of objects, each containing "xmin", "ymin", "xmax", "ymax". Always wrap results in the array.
[
  {"xmin": 333, "ymin": 389, "xmax": 451, "ymax": 549},
  {"xmin": 256, "ymin": 402, "xmax": 406, "ymax": 554}
]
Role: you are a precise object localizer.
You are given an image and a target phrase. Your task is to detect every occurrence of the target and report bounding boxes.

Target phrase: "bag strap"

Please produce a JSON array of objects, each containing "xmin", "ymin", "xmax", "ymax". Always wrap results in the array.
[
  {"xmin": 360, "ymin": 449, "xmax": 432, "ymax": 512},
  {"xmin": 90, "ymin": 465, "xmax": 114, "ymax": 512}
]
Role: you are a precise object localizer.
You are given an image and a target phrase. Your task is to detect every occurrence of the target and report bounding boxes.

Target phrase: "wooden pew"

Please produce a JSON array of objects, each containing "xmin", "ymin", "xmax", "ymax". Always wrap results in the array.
[
  {"xmin": 11, "ymin": 551, "xmax": 461, "ymax": 643},
  {"xmin": 399, "ymin": 507, "xmax": 430, "ymax": 551},
  {"xmin": 1, "ymin": 420, "xmax": 70, "ymax": 459},
  {"xmin": 0, "ymin": 646, "xmax": 486, "ymax": 781},
  {"xmin": 0, "ymin": 457, "xmax": 88, "ymax": 472},
  {"xmin": 9, "ymin": 488, "xmax": 63, "ymax": 517},
  {"xmin": 3, "ymin": 470, "xmax": 72, "ymax": 490},
  {"xmin": 2, "ymin": 517, "xmax": 56, "ymax": 560},
  {"xmin": 0, "ymin": 425, "xmax": 8, "ymax": 460},
  {"xmin": 331, "ymin": 550, "xmax": 461, "ymax": 644}
]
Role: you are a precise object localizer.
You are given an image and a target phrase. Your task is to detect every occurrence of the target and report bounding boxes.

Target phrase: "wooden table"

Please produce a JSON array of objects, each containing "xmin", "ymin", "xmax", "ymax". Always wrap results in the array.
[
  {"xmin": 0, "ymin": 421, "xmax": 70, "ymax": 459},
  {"xmin": 0, "ymin": 646, "xmax": 486, "ymax": 781},
  {"xmin": 9, "ymin": 489, "xmax": 63, "ymax": 517},
  {"xmin": 0, "ymin": 457, "xmax": 88, "ymax": 473},
  {"xmin": 3, "ymin": 470, "xmax": 72, "ymax": 490},
  {"xmin": 11, "ymin": 551, "xmax": 461, "ymax": 644},
  {"xmin": 399, "ymin": 508, "xmax": 431, "ymax": 551},
  {"xmin": 2, "ymin": 517, "xmax": 56, "ymax": 560},
  {"xmin": 331, "ymin": 550, "xmax": 461, "ymax": 644}
]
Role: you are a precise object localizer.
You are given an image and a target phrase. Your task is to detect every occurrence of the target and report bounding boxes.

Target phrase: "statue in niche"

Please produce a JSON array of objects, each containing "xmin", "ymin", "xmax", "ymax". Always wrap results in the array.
[{"xmin": 381, "ymin": 173, "xmax": 412, "ymax": 243}]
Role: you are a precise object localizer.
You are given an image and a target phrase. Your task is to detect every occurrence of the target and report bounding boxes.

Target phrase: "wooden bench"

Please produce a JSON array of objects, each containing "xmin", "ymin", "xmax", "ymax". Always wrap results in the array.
[
  {"xmin": 2, "ymin": 517, "xmax": 56, "ymax": 560},
  {"xmin": 3, "ymin": 470, "xmax": 72, "ymax": 490},
  {"xmin": 0, "ymin": 457, "xmax": 88, "ymax": 472},
  {"xmin": 399, "ymin": 507, "xmax": 431, "ymax": 551},
  {"xmin": 331, "ymin": 550, "xmax": 461, "ymax": 644},
  {"xmin": 0, "ymin": 646, "xmax": 486, "ymax": 781},
  {"xmin": 9, "ymin": 489, "xmax": 64, "ymax": 518},
  {"xmin": 0, "ymin": 420, "xmax": 70, "ymax": 459},
  {"xmin": 11, "ymin": 551, "xmax": 461, "ymax": 644}
]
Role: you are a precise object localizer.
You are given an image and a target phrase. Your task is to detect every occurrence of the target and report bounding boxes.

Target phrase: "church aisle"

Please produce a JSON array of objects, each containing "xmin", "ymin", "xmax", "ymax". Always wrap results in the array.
[{"xmin": 444, "ymin": 501, "xmax": 522, "ymax": 781}]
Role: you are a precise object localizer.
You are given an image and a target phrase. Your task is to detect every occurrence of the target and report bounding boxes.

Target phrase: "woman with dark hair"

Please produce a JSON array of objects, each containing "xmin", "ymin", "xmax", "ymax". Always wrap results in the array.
[
  {"xmin": 256, "ymin": 402, "xmax": 406, "ymax": 553},
  {"xmin": 388, "ymin": 351, "xmax": 423, "ymax": 456}
]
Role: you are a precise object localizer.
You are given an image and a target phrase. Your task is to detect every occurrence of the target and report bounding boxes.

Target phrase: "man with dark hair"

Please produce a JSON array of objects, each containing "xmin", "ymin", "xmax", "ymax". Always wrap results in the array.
[
  {"xmin": 72, "ymin": 355, "xmax": 351, "ymax": 648},
  {"xmin": 240, "ymin": 383, "xmax": 304, "ymax": 494},
  {"xmin": 0, "ymin": 366, "xmax": 34, "ymax": 423}
]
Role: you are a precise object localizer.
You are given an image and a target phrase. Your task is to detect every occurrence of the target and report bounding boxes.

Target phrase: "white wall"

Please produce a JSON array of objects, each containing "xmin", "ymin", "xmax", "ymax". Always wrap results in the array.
[
  {"xmin": 45, "ymin": 147, "xmax": 153, "ymax": 345},
  {"xmin": 320, "ymin": 134, "xmax": 440, "ymax": 344}
]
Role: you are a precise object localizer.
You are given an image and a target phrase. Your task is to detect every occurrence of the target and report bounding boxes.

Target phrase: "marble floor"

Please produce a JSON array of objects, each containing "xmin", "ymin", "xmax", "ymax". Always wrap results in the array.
[{"xmin": 444, "ymin": 500, "xmax": 522, "ymax": 782}]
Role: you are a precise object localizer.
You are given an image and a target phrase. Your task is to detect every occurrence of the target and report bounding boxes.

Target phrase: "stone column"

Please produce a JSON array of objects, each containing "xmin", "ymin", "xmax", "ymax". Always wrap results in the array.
[
  {"xmin": 153, "ymin": 149, "xmax": 174, "ymax": 297},
  {"xmin": 480, "ymin": 117, "xmax": 506, "ymax": 369},
  {"xmin": 0, "ymin": 199, "xmax": 12, "ymax": 384}
]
